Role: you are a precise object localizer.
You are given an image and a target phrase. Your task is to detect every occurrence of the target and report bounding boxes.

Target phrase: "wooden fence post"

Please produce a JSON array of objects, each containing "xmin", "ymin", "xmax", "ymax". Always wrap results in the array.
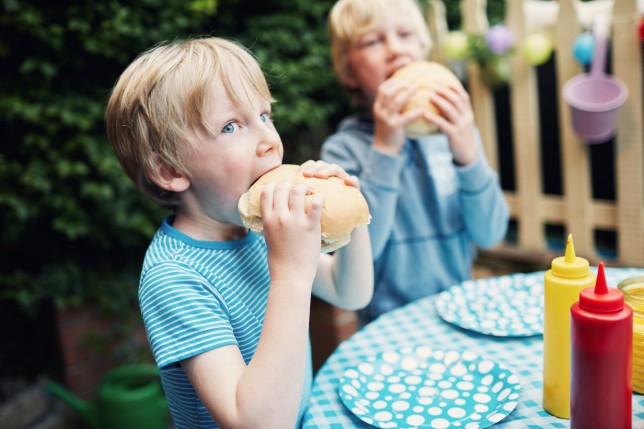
[
  {"xmin": 556, "ymin": 0, "xmax": 595, "ymax": 255},
  {"xmin": 614, "ymin": 0, "xmax": 644, "ymax": 265},
  {"xmin": 461, "ymin": 0, "xmax": 500, "ymax": 173},
  {"xmin": 507, "ymin": 0, "xmax": 545, "ymax": 250}
]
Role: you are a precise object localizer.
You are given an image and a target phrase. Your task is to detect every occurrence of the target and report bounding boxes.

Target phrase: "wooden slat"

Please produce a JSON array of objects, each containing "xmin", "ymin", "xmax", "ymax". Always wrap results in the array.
[
  {"xmin": 593, "ymin": 200, "xmax": 618, "ymax": 229},
  {"xmin": 427, "ymin": 0, "xmax": 449, "ymax": 63},
  {"xmin": 541, "ymin": 196, "xmax": 566, "ymax": 223},
  {"xmin": 507, "ymin": 0, "xmax": 544, "ymax": 250},
  {"xmin": 461, "ymin": 0, "xmax": 500, "ymax": 173},
  {"xmin": 613, "ymin": 0, "xmax": 644, "ymax": 266},
  {"xmin": 555, "ymin": 0, "xmax": 595, "ymax": 256},
  {"xmin": 504, "ymin": 192, "xmax": 617, "ymax": 228}
]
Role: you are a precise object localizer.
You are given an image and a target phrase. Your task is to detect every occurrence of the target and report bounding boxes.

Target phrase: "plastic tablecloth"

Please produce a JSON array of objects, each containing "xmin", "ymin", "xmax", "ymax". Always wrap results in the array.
[{"xmin": 302, "ymin": 267, "xmax": 644, "ymax": 428}]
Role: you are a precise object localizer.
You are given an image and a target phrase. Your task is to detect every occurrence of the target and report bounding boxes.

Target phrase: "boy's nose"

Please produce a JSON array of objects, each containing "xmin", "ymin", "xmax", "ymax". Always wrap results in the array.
[
  {"xmin": 256, "ymin": 128, "xmax": 281, "ymax": 157},
  {"xmin": 386, "ymin": 35, "xmax": 404, "ymax": 56}
]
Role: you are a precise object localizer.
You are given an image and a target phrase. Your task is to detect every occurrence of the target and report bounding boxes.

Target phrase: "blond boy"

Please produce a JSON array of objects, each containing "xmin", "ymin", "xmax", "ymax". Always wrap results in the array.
[
  {"xmin": 106, "ymin": 37, "xmax": 373, "ymax": 428},
  {"xmin": 323, "ymin": 0, "xmax": 509, "ymax": 321}
]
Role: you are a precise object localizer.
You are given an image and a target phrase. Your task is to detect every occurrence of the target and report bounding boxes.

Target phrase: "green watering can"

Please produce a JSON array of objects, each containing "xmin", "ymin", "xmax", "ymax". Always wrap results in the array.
[{"xmin": 47, "ymin": 364, "xmax": 169, "ymax": 429}]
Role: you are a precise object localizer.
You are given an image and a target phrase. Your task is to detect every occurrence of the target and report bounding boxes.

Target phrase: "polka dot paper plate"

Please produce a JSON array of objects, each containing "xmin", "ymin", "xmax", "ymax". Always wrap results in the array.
[
  {"xmin": 434, "ymin": 272, "xmax": 544, "ymax": 337},
  {"xmin": 339, "ymin": 346, "xmax": 521, "ymax": 429}
]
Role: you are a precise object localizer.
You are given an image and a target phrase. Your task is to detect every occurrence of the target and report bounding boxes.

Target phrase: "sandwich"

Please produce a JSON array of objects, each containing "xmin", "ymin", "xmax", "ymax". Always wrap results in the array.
[
  {"xmin": 238, "ymin": 164, "xmax": 371, "ymax": 253},
  {"xmin": 390, "ymin": 60, "xmax": 464, "ymax": 138}
]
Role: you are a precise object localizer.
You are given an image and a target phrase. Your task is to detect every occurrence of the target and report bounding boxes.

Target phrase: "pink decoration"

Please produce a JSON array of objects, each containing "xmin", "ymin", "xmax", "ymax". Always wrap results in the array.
[{"xmin": 485, "ymin": 24, "xmax": 513, "ymax": 55}]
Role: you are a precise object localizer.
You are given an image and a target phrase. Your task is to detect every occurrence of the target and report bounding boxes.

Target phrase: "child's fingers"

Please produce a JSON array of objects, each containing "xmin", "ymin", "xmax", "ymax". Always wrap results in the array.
[
  {"xmin": 272, "ymin": 181, "xmax": 292, "ymax": 212},
  {"xmin": 433, "ymin": 86, "xmax": 470, "ymax": 115},
  {"xmin": 344, "ymin": 175, "xmax": 361, "ymax": 190},
  {"xmin": 429, "ymin": 94, "xmax": 462, "ymax": 126},
  {"xmin": 313, "ymin": 163, "xmax": 341, "ymax": 178},
  {"xmin": 289, "ymin": 183, "xmax": 308, "ymax": 213},
  {"xmin": 446, "ymin": 84, "xmax": 470, "ymax": 102},
  {"xmin": 307, "ymin": 194, "xmax": 324, "ymax": 224},
  {"xmin": 401, "ymin": 107, "xmax": 426, "ymax": 124},
  {"xmin": 374, "ymin": 81, "xmax": 416, "ymax": 120},
  {"xmin": 378, "ymin": 79, "xmax": 412, "ymax": 99},
  {"xmin": 260, "ymin": 181, "xmax": 276, "ymax": 217},
  {"xmin": 300, "ymin": 160, "xmax": 359, "ymax": 188},
  {"xmin": 300, "ymin": 160, "xmax": 327, "ymax": 177},
  {"xmin": 389, "ymin": 83, "xmax": 417, "ymax": 112},
  {"xmin": 422, "ymin": 111, "xmax": 449, "ymax": 132},
  {"xmin": 299, "ymin": 160, "xmax": 317, "ymax": 172},
  {"xmin": 301, "ymin": 161, "xmax": 347, "ymax": 180}
]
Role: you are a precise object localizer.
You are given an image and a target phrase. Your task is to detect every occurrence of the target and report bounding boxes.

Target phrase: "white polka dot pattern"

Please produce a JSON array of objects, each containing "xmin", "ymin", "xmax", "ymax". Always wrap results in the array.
[
  {"xmin": 434, "ymin": 272, "xmax": 545, "ymax": 337},
  {"xmin": 338, "ymin": 346, "xmax": 521, "ymax": 428},
  {"xmin": 304, "ymin": 268, "xmax": 644, "ymax": 428}
]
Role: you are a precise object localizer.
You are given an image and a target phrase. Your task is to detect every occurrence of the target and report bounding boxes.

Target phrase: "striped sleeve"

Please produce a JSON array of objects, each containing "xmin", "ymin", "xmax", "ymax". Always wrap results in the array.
[{"xmin": 139, "ymin": 260, "xmax": 237, "ymax": 368}]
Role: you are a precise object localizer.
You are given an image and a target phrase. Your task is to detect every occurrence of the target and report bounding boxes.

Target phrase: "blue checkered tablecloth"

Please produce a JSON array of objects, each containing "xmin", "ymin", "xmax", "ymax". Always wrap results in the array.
[{"xmin": 303, "ymin": 268, "xmax": 644, "ymax": 428}]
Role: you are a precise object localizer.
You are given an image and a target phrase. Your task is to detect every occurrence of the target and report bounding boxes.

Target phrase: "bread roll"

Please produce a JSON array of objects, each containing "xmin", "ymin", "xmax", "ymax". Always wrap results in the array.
[
  {"xmin": 238, "ymin": 164, "xmax": 370, "ymax": 253},
  {"xmin": 390, "ymin": 61, "xmax": 464, "ymax": 138}
]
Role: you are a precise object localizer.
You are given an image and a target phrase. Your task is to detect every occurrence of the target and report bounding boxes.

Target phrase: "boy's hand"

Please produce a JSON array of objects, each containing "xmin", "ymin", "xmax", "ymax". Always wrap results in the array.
[
  {"xmin": 422, "ymin": 85, "xmax": 478, "ymax": 166},
  {"xmin": 299, "ymin": 160, "xmax": 361, "ymax": 190},
  {"xmin": 372, "ymin": 80, "xmax": 425, "ymax": 155},
  {"xmin": 260, "ymin": 180, "xmax": 323, "ymax": 287}
]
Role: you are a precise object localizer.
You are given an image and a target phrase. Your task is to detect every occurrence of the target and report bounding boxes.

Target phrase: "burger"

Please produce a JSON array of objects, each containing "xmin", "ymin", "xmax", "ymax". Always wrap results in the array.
[
  {"xmin": 390, "ymin": 61, "xmax": 464, "ymax": 138},
  {"xmin": 238, "ymin": 164, "xmax": 371, "ymax": 253}
]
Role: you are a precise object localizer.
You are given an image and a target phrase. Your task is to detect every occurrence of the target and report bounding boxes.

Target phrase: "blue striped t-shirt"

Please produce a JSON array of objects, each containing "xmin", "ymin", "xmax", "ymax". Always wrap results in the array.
[{"xmin": 139, "ymin": 217, "xmax": 312, "ymax": 428}]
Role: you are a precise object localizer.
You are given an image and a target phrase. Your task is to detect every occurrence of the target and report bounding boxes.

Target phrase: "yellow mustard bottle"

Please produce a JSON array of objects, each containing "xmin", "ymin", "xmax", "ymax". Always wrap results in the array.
[{"xmin": 542, "ymin": 234, "xmax": 596, "ymax": 419}]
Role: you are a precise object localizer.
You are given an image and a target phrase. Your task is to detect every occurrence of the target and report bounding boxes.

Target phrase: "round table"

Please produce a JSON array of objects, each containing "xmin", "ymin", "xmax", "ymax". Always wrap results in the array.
[{"xmin": 302, "ymin": 267, "xmax": 644, "ymax": 428}]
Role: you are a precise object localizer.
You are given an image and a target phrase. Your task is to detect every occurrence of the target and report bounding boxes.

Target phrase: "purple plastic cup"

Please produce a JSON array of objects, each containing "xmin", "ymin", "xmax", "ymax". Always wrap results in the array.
[{"xmin": 563, "ymin": 16, "xmax": 628, "ymax": 144}]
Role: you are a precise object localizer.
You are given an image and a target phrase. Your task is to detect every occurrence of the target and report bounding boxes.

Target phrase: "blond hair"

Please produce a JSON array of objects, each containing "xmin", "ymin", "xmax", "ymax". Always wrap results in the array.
[
  {"xmin": 328, "ymin": 0, "xmax": 432, "ymax": 86},
  {"xmin": 105, "ymin": 37, "xmax": 272, "ymax": 208}
]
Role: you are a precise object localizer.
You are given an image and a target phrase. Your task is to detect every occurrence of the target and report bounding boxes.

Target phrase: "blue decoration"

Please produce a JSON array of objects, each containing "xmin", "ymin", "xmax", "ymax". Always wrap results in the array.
[{"xmin": 573, "ymin": 32, "xmax": 595, "ymax": 66}]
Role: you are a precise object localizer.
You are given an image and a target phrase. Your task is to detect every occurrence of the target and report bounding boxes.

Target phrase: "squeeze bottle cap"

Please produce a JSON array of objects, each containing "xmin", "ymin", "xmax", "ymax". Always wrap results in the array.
[
  {"xmin": 578, "ymin": 262, "xmax": 624, "ymax": 312},
  {"xmin": 551, "ymin": 234, "xmax": 590, "ymax": 278}
]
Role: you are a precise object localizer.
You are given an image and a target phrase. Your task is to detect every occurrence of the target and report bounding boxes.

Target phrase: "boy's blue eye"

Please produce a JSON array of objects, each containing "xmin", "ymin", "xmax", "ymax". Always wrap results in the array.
[
  {"xmin": 222, "ymin": 122, "xmax": 239, "ymax": 134},
  {"xmin": 260, "ymin": 113, "xmax": 271, "ymax": 123},
  {"xmin": 362, "ymin": 38, "xmax": 380, "ymax": 48}
]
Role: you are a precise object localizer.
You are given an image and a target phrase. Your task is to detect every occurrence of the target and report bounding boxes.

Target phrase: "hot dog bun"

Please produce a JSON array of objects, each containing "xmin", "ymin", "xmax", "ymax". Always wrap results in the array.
[
  {"xmin": 390, "ymin": 61, "xmax": 464, "ymax": 138},
  {"xmin": 238, "ymin": 164, "xmax": 370, "ymax": 253}
]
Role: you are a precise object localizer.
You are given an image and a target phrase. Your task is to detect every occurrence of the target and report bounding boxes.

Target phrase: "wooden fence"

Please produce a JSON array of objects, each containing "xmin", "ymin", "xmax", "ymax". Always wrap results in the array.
[
  {"xmin": 427, "ymin": 0, "xmax": 644, "ymax": 267},
  {"xmin": 310, "ymin": 0, "xmax": 644, "ymax": 373}
]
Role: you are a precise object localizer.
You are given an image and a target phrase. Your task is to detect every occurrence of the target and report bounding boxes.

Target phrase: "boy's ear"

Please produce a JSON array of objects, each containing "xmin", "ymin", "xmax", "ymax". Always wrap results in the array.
[{"xmin": 146, "ymin": 160, "xmax": 190, "ymax": 193}]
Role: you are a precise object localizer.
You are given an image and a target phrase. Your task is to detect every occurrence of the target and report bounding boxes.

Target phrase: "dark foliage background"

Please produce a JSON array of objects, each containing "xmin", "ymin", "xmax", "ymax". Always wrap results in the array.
[
  {"xmin": 0, "ymin": 0, "xmax": 504, "ymax": 321},
  {"xmin": 0, "ymin": 0, "xmax": 347, "ymax": 314}
]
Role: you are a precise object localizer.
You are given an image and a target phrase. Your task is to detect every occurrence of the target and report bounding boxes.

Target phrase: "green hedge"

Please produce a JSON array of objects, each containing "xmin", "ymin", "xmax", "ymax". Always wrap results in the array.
[
  {"xmin": 0, "ymin": 0, "xmax": 506, "ymax": 314},
  {"xmin": 0, "ymin": 0, "xmax": 345, "ymax": 314}
]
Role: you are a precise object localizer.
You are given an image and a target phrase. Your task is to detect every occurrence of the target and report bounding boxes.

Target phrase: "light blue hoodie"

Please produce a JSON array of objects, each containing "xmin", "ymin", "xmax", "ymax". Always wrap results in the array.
[{"xmin": 321, "ymin": 115, "xmax": 509, "ymax": 322}]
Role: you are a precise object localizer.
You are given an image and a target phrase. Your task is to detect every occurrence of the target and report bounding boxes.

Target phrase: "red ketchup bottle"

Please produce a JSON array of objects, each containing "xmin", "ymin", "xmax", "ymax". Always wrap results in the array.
[{"xmin": 570, "ymin": 262, "xmax": 633, "ymax": 429}]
